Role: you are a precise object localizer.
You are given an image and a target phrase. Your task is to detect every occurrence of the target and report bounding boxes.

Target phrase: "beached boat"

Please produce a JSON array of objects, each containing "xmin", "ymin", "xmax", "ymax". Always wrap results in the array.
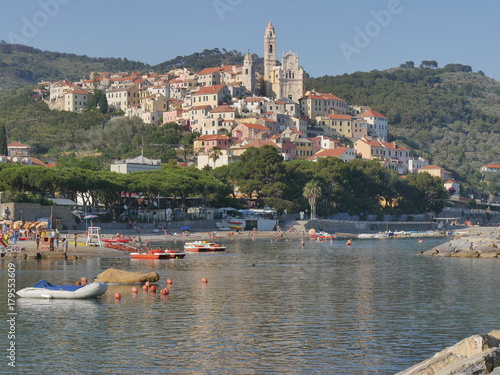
[
  {"xmin": 184, "ymin": 241, "xmax": 226, "ymax": 252},
  {"xmin": 104, "ymin": 242, "xmax": 138, "ymax": 252},
  {"xmin": 17, "ymin": 280, "xmax": 107, "ymax": 299},
  {"xmin": 131, "ymin": 249, "xmax": 186, "ymax": 259},
  {"xmin": 102, "ymin": 237, "xmax": 132, "ymax": 243},
  {"xmin": 311, "ymin": 231, "xmax": 336, "ymax": 239},
  {"xmin": 95, "ymin": 268, "xmax": 159, "ymax": 284}
]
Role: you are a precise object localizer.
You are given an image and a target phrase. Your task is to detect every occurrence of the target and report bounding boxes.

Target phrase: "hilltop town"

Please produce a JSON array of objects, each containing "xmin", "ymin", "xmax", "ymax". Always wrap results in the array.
[{"xmin": 29, "ymin": 23, "xmax": 452, "ymax": 182}]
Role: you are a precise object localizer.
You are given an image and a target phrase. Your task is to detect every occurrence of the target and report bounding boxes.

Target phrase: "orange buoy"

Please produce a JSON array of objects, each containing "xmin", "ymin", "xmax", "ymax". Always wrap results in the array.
[
  {"xmin": 114, "ymin": 293, "xmax": 121, "ymax": 299},
  {"xmin": 75, "ymin": 281, "xmax": 82, "ymax": 286},
  {"xmin": 150, "ymin": 285, "xmax": 157, "ymax": 292},
  {"xmin": 145, "ymin": 281, "xmax": 151, "ymax": 286},
  {"xmin": 201, "ymin": 277, "xmax": 208, "ymax": 283},
  {"xmin": 142, "ymin": 284, "xmax": 149, "ymax": 291},
  {"xmin": 131, "ymin": 287, "xmax": 138, "ymax": 293},
  {"xmin": 166, "ymin": 279, "xmax": 173, "ymax": 285},
  {"xmin": 161, "ymin": 288, "xmax": 169, "ymax": 295}
]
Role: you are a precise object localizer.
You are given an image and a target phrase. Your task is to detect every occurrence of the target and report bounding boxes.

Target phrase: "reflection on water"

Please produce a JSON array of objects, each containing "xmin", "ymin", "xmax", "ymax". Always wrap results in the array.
[{"xmin": 1, "ymin": 237, "xmax": 499, "ymax": 374}]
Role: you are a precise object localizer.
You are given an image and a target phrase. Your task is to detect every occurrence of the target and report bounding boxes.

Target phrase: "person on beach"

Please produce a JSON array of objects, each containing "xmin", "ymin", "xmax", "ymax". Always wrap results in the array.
[
  {"xmin": 62, "ymin": 237, "xmax": 68, "ymax": 253},
  {"xmin": 35, "ymin": 233, "xmax": 41, "ymax": 251}
]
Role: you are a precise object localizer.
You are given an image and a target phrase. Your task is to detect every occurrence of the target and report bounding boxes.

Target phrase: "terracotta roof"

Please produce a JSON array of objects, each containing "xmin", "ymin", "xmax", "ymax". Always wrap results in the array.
[
  {"xmin": 357, "ymin": 138, "xmax": 383, "ymax": 147},
  {"xmin": 358, "ymin": 109, "xmax": 387, "ymax": 118},
  {"xmin": 189, "ymin": 105, "xmax": 212, "ymax": 111},
  {"xmin": 66, "ymin": 89, "xmax": 91, "ymax": 95},
  {"xmin": 8, "ymin": 141, "xmax": 29, "ymax": 147},
  {"xmin": 419, "ymin": 165, "xmax": 444, "ymax": 170},
  {"xmin": 196, "ymin": 67, "xmax": 220, "ymax": 75},
  {"xmin": 327, "ymin": 114, "xmax": 352, "ymax": 120},
  {"xmin": 309, "ymin": 147, "xmax": 350, "ymax": 160},
  {"xmin": 483, "ymin": 164, "xmax": 500, "ymax": 168},
  {"xmin": 242, "ymin": 139, "xmax": 281, "ymax": 149},
  {"xmin": 196, "ymin": 135, "xmax": 231, "ymax": 141},
  {"xmin": 304, "ymin": 92, "xmax": 344, "ymax": 101},
  {"xmin": 383, "ymin": 142, "xmax": 408, "ymax": 151},
  {"xmin": 211, "ymin": 105, "xmax": 236, "ymax": 113},
  {"xmin": 193, "ymin": 84, "xmax": 227, "ymax": 96},
  {"xmin": 245, "ymin": 97, "xmax": 266, "ymax": 102}
]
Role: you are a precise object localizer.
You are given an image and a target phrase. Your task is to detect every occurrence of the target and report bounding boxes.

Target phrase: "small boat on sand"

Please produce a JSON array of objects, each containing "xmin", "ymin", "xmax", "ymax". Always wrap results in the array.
[
  {"xmin": 311, "ymin": 231, "xmax": 336, "ymax": 239},
  {"xmin": 184, "ymin": 241, "xmax": 226, "ymax": 252},
  {"xmin": 104, "ymin": 242, "xmax": 138, "ymax": 252},
  {"xmin": 131, "ymin": 249, "xmax": 186, "ymax": 259},
  {"xmin": 17, "ymin": 280, "xmax": 107, "ymax": 299},
  {"xmin": 102, "ymin": 238, "xmax": 132, "ymax": 243},
  {"xmin": 95, "ymin": 268, "xmax": 159, "ymax": 284}
]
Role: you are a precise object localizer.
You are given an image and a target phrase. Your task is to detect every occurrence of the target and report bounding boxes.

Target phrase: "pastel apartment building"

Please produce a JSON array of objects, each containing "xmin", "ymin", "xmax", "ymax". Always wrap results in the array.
[
  {"xmin": 192, "ymin": 85, "xmax": 231, "ymax": 107},
  {"xmin": 300, "ymin": 91, "xmax": 348, "ymax": 119}
]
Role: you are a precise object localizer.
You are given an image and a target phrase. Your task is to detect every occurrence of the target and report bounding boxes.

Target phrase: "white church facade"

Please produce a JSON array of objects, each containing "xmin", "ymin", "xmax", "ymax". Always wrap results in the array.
[{"xmin": 241, "ymin": 22, "xmax": 305, "ymax": 102}]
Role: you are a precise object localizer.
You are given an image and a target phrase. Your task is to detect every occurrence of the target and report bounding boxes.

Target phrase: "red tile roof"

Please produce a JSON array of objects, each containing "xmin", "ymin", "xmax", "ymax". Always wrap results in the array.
[
  {"xmin": 8, "ymin": 141, "xmax": 29, "ymax": 147},
  {"xmin": 419, "ymin": 165, "xmax": 444, "ymax": 170},
  {"xmin": 196, "ymin": 135, "xmax": 232, "ymax": 141},
  {"xmin": 193, "ymin": 84, "xmax": 227, "ymax": 96},
  {"xmin": 211, "ymin": 105, "xmax": 236, "ymax": 112},
  {"xmin": 309, "ymin": 147, "xmax": 350, "ymax": 160},
  {"xmin": 327, "ymin": 114, "xmax": 352, "ymax": 120},
  {"xmin": 196, "ymin": 67, "xmax": 220, "ymax": 75},
  {"xmin": 242, "ymin": 140, "xmax": 281, "ymax": 149},
  {"xmin": 358, "ymin": 109, "xmax": 387, "ymax": 118}
]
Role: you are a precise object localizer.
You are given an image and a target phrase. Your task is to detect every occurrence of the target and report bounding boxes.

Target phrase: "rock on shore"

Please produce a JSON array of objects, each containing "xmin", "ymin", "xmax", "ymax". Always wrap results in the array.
[
  {"xmin": 397, "ymin": 330, "xmax": 500, "ymax": 375},
  {"xmin": 421, "ymin": 227, "xmax": 500, "ymax": 258}
]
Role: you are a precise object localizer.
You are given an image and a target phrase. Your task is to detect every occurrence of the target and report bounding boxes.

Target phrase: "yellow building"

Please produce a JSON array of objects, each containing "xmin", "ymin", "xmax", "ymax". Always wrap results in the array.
[{"xmin": 300, "ymin": 91, "xmax": 348, "ymax": 119}]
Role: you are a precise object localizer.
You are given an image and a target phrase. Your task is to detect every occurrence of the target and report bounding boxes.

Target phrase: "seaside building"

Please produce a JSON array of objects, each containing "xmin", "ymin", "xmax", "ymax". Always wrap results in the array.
[{"xmin": 110, "ymin": 155, "xmax": 162, "ymax": 174}]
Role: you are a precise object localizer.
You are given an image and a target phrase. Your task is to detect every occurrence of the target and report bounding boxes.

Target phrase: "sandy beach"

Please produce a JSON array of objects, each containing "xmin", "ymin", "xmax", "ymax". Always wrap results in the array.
[
  {"xmin": 5, "ymin": 226, "xmax": 497, "ymax": 259},
  {"xmin": 3, "ymin": 227, "xmax": 314, "ymax": 259}
]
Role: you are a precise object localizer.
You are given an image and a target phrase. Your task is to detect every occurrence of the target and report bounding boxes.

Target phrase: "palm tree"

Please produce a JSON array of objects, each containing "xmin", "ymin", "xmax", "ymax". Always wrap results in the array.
[
  {"xmin": 303, "ymin": 180, "xmax": 322, "ymax": 220},
  {"xmin": 209, "ymin": 146, "xmax": 222, "ymax": 169}
]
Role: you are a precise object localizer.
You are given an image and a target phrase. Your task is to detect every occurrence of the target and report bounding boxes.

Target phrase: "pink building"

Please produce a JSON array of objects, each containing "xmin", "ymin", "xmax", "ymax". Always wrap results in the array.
[{"xmin": 232, "ymin": 123, "xmax": 271, "ymax": 142}]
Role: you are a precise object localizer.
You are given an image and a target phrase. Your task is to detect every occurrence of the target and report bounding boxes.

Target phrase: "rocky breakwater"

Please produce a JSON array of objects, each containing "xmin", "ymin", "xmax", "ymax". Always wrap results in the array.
[
  {"xmin": 421, "ymin": 227, "xmax": 500, "ymax": 258},
  {"xmin": 397, "ymin": 331, "xmax": 500, "ymax": 375}
]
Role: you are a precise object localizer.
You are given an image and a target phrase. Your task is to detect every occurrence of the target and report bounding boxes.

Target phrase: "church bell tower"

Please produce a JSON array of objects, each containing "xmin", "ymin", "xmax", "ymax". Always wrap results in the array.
[{"xmin": 264, "ymin": 21, "xmax": 277, "ymax": 97}]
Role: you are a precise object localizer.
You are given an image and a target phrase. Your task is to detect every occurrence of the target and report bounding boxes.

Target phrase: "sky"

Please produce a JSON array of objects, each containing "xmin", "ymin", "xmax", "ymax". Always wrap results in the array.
[{"xmin": 1, "ymin": 0, "xmax": 500, "ymax": 80}]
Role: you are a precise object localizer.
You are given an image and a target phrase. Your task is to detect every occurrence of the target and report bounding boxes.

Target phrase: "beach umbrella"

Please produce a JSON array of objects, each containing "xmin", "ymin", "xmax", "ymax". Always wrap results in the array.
[{"xmin": 83, "ymin": 214, "xmax": 99, "ymax": 229}]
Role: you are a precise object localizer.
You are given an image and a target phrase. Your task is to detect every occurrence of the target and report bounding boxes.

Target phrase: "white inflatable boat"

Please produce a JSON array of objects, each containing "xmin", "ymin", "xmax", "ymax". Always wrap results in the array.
[{"xmin": 17, "ymin": 280, "xmax": 108, "ymax": 299}]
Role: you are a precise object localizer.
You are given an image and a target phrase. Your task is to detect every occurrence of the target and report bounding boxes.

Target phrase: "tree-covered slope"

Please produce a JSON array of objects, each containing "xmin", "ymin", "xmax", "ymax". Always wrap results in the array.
[
  {"xmin": 0, "ymin": 43, "xmax": 263, "ymax": 89},
  {"xmin": 306, "ymin": 66, "xmax": 500, "ymax": 184}
]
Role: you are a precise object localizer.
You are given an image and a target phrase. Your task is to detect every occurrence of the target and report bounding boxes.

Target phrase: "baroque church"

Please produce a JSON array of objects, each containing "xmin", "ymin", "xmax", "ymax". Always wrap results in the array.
[{"xmin": 241, "ymin": 22, "xmax": 305, "ymax": 102}]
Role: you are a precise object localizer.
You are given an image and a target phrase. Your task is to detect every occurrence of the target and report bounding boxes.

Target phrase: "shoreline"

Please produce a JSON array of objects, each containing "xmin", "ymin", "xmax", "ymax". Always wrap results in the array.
[
  {"xmin": 420, "ymin": 226, "xmax": 500, "ymax": 258},
  {"xmin": 2, "ymin": 226, "xmax": 498, "ymax": 260}
]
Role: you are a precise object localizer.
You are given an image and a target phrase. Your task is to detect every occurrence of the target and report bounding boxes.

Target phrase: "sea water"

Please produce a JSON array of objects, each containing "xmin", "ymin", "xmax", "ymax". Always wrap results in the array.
[{"xmin": 1, "ymin": 237, "xmax": 499, "ymax": 374}]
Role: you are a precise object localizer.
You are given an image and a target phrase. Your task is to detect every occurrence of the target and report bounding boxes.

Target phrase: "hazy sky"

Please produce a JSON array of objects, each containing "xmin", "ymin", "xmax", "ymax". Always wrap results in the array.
[{"xmin": 1, "ymin": 0, "xmax": 499, "ymax": 80}]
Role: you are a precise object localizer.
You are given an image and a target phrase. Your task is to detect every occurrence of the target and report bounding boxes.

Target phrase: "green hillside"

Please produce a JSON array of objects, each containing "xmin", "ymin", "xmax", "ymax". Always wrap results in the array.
[
  {"xmin": 306, "ymin": 65, "xmax": 500, "ymax": 185},
  {"xmin": 0, "ymin": 43, "xmax": 262, "ymax": 89},
  {"xmin": 1, "ymin": 43, "xmax": 499, "ymax": 190}
]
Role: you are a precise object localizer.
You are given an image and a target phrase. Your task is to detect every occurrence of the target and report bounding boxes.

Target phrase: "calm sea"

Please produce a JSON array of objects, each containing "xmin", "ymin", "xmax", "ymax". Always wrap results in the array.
[{"xmin": 1, "ymin": 236, "xmax": 499, "ymax": 375}]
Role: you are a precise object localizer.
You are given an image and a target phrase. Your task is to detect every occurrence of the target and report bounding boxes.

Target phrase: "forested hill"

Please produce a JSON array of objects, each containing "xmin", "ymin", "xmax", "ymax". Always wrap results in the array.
[
  {"xmin": 0, "ymin": 43, "xmax": 262, "ymax": 89},
  {"xmin": 307, "ymin": 65, "xmax": 500, "ymax": 183}
]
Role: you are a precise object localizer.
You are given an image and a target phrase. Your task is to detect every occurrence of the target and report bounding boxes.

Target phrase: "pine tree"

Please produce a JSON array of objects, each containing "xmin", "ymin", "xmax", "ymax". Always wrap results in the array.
[{"xmin": 0, "ymin": 123, "xmax": 8, "ymax": 156}]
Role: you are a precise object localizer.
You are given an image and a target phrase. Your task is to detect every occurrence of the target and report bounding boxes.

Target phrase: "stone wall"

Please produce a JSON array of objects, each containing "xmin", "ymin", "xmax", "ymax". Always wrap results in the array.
[
  {"xmin": 0, "ymin": 203, "xmax": 76, "ymax": 230},
  {"xmin": 305, "ymin": 219, "xmax": 439, "ymax": 234}
]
